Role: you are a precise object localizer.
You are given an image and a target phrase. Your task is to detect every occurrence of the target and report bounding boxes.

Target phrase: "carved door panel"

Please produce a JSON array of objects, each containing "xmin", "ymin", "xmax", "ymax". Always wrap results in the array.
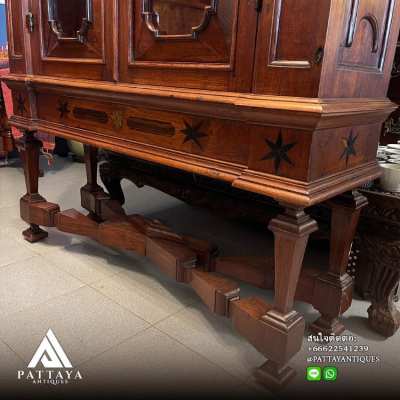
[
  {"xmin": 339, "ymin": 0, "xmax": 396, "ymax": 73},
  {"xmin": 319, "ymin": 0, "xmax": 400, "ymax": 99},
  {"xmin": 29, "ymin": 0, "xmax": 114, "ymax": 80},
  {"xmin": 119, "ymin": 0, "xmax": 258, "ymax": 91},
  {"xmin": 6, "ymin": 0, "xmax": 27, "ymax": 74},
  {"xmin": 252, "ymin": 0, "xmax": 331, "ymax": 97}
]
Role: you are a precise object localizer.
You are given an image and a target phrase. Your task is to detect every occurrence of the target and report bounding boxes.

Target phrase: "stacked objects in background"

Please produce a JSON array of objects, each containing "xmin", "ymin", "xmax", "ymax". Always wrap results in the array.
[{"xmin": 377, "ymin": 143, "xmax": 400, "ymax": 192}]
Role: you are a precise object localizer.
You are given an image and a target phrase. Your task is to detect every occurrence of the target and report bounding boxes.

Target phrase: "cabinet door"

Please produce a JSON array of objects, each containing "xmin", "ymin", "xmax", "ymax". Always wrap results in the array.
[
  {"xmin": 29, "ymin": 0, "xmax": 114, "ymax": 80},
  {"xmin": 119, "ymin": 0, "xmax": 258, "ymax": 91},
  {"xmin": 6, "ymin": 0, "xmax": 27, "ymax": 74},
  {"xmin": 252, "ymin": 0, "xmax": 331, "ymax": 97}
]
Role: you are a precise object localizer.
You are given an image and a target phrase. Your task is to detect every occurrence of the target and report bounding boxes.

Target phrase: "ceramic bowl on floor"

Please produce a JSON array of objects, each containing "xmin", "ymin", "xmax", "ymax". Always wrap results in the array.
[{"xmin": 380, "ymin": 163, "xmax": 400, "ymax": 192}]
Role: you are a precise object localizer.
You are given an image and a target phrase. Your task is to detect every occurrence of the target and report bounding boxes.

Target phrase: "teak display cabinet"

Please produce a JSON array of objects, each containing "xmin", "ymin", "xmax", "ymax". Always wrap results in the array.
[{"xmin": 4, "ymin": 0, "xmax": 400, "ymax": 389}]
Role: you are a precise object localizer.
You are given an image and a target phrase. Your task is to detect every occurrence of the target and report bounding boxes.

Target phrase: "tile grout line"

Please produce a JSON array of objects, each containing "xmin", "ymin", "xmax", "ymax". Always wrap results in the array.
[
  {"xmin": 0, "ymin": 255, "xmax": 38, "ymax": 271},
  {"xmin": 75, "ymin": 324, "xmax": 155, "ymax": 369},
  {"xmin": 0, "ymin": 335, "xmax": 26, "ymax": 365},
  {"xmin": 151, "ymin": 324, "xmax": 250, "ymax": 386},
  {"xmin": 0, "ymin": 283, "xmax": 90, "ymax": 348},
  {"xmin": 88, "ymin": 281, "xmax": 199, "ymax": 328},
  {"xmin": 0, "ymin": 245, "xmax": 259, "ymax": 384}
]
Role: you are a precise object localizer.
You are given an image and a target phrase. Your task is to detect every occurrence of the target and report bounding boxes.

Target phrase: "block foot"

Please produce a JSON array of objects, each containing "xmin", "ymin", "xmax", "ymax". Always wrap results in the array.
[
  {"xmin": 309, "ymin": 315, "xmax": 345, "ymax": 336},
  {"xmin": 254, "ymin": 360, "xmax": 296, "ymax": 391},
  {"xmin": 23, "ymin": 224, "xmax": 48, "ymax": 243}
]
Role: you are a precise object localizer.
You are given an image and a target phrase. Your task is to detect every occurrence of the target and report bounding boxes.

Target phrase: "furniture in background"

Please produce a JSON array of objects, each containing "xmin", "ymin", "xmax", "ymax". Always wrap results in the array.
[
  {"xmin": 0, "ymin": 65, "xmax": 14, "ymax": 164},
  {"xmin": 354, "ymin": 31, "xmax": 400, "ymax": 338},
  {"xmin": 381, "ymin": 32, "xmax": 400, "ymax": 145},
  {"xmin": 0, "ymin": 79, "xmax": 13, "ymax": 165},
  {"xmin": 4, "ymin": 0, "xmax": 400, "ymax": 389},
  {"xmin": 355, "ymin": 189, "xmax": 400, "ymax": 337}
]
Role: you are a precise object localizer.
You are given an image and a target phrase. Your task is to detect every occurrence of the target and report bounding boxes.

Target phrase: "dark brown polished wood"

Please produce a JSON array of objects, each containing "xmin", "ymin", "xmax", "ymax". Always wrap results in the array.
[
  {"xmin": 99, "ymin": 153, "xmax": 366, "ymax": 337},
  {"xmin": 4, "ymin": 0, "xmax": 400, "ymax": 389}
]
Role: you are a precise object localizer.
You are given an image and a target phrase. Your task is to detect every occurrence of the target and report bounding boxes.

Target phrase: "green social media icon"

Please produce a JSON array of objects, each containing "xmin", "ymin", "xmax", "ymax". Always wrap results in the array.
[
  {"xmin": 306, "ymin": 367, "xmax": 321, "ymax": 381},
  {"xmin": 323, "ymin": 367, "xmax": 338, "ymax": 382}
]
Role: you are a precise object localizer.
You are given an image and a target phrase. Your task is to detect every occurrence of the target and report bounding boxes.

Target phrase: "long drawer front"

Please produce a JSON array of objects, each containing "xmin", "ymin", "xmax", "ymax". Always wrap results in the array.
[
  {"xmin": 20, "ymin": 91, "xmax": 380, "ymax": 185},
  {"xmin": 35, "ymin": 93, "xmax": 251, "ymax": 167}
]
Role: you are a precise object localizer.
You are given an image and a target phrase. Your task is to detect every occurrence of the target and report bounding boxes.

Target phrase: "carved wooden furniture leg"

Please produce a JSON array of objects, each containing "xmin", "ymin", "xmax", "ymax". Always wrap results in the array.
[
  {"xmin": 16, "ymin": 144, "xmax": 342, "ymax": 390},
  {"xmin": 81, "ymin": 145, "xmax": 119, "ymax": 222},
  {"xmin": 355, "ymin": 189, "xmax": 400, "ymax": 337},
  {"xmin": 310, "ymin": 191, "xmax": 368, "ymax": 335},
  {"xmin": 99, "ymin": 156, "xmax": 126, "ymax": 205},
  {"xmin": 367, "ymin": 262, "xmax": 400, "ymax": 337},
  {"xmin": 18, "ymin": 131, "xmax": 59, "ymax": 242},
  {"xmin": 231, "ymin": 206, "xmax": 317, "ymax": 388}
]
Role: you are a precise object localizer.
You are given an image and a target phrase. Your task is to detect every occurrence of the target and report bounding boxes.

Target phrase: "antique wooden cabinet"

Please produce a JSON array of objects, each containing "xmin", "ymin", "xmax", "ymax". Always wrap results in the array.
[{"xmin": 4, "ymin": 0, "xmax": 400, "ymax": 390}]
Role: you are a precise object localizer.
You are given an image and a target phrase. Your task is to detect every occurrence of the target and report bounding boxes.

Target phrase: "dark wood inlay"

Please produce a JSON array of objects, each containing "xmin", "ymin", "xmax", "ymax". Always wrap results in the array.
[
  {"xmin": 340, "ymin": 130, "xmax": 358, "ymax": 166},
  {"xmin": 73, "ymin": 107, "xmax": 109, "ymax": 124},
  {"xmin": 127, "ymin": 117, "xmax": 175, "ymax": 137},
  {"xmin": 57, "ymin": 100, "xmax": 70, "ymax": 119},
  {"xmin": 261, "ymin": 131, "xmax": 297, "ymax": 174},
  {"xmin": 181, "ymin": 120, "xmax": 208, "ymax": 150}
]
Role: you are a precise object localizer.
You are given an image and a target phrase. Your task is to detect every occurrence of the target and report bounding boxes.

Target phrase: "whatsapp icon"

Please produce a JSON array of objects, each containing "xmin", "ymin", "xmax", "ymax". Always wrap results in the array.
[{"xmin": 323, "ymin": 366, "xmax": 338, "ymax": 382}]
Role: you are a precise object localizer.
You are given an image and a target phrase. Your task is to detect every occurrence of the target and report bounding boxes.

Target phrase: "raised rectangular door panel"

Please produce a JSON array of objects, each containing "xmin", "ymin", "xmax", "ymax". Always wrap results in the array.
[
  {"xmin": 6, "ymin": 0, "xmax": 27, "ymax": 74},
  {"xmin": 319, "ymin": 0, "xmax": 400, "ymax": 98},
  {"xmin": 29, "ymin": 0, "xmax": 115, "ymax": 80},
  {"xmin": 252, "ymin": 0, "xmax": 331, "ymax": 97},
  {"xmin": 119, "ymin": 0, "xmax": 258, "ymax": 91}
]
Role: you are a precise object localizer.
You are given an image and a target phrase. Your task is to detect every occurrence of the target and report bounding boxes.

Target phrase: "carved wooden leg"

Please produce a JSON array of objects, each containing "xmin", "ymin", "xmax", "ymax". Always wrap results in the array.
[
  {"xmin": 367, "ymin": 264, "xmax": 400, "ymax": 337},
  {"xmin": 310, "ymin": 191, "xmax": 368, "ymax": 335},
  {"xmin": 81, "ymin": 145, "xmax": 110, "ymax": 222},
  {"xmin": 18, "ymin": 131, "xmax": 58, "ymax": 242},
  {"xmin": 357, "ymin": 233, "xmax": 400, "ymax": 337},
  {"xmin": 99, "ymin": 158, "xmax": 125, "ymax": 205},
  {"xmin": 232, "ymin": 206, "xmax": 317, "ymax": 388}
]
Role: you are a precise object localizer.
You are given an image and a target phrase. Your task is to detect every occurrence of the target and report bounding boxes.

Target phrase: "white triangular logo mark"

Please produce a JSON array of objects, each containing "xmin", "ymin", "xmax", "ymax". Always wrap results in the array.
[{"xmin": 28, "ymin": 329, "xmax": 73, "ymax": 369}]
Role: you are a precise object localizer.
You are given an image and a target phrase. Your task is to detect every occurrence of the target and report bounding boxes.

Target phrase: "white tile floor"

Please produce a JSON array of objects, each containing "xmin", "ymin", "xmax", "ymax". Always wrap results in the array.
[{"xmin": 0, "ymin": 157, "xmax": 399, "ymax": 398}]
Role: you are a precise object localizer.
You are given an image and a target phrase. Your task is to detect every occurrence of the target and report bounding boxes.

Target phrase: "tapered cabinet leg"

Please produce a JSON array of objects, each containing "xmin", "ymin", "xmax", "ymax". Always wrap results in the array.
[
  {"xmin": 310, "ymin": 191, "xmax": 368, "ymax": 335},
  {"xmin": 81, "ymin": 145, "xmax": 107, "ymax": 222},
  {"xmin": 99, "ymin": 159, "xmax": 125, "ymax": 205},
  {"xmin": 18, "ymin": 131, "xmax": 49, "ymax": 243},
  {"xmin": 80, "ymin": 145, "xmax": 126, "ymax": 222},
  {"xmin": 256, "ymin": 206, "xmax": 318, "ymax": 388}
]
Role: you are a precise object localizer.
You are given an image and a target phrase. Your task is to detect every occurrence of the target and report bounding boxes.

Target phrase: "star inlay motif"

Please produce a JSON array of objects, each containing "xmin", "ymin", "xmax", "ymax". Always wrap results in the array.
[
  {"xmin": 340, "ymin": 131, "xmax": 358, "ymax": 166},
  {"xmin": 57, "ymin": 100, "xmax": 70, "ymax": 118},
  {"xmin": 261, "ymin": 131, "xmax": 297, "ymax": 174},
  {"xmin": 181, "ymin": 120, "xmax": 208, "ymax": 150},
  {"xmin": 16, "ymin": 94, "xmax": 26, "ymax": 116}
]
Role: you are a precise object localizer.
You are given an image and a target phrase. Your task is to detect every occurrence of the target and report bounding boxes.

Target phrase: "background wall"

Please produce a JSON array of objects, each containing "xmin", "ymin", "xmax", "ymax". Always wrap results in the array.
[{"xmin": 0, "ymin": 1, "xmax": 7, "ymax": 47}]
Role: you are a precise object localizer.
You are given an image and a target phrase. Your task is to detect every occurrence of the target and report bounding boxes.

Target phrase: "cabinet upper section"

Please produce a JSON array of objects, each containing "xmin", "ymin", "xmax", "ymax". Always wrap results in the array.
[{"xmin": 5, "ymin": 0, "xmax": 400, "ymax": 98}]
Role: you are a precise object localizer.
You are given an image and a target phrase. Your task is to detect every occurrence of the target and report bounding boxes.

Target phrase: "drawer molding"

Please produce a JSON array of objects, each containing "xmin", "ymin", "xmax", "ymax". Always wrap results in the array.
[
  {"xmin": 73, "ymin": 107, "xmax": 109, "ymax": 124},
  {"xmin": 127, "ymin": 116, "xmax": 175, "ymax": 137}
]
